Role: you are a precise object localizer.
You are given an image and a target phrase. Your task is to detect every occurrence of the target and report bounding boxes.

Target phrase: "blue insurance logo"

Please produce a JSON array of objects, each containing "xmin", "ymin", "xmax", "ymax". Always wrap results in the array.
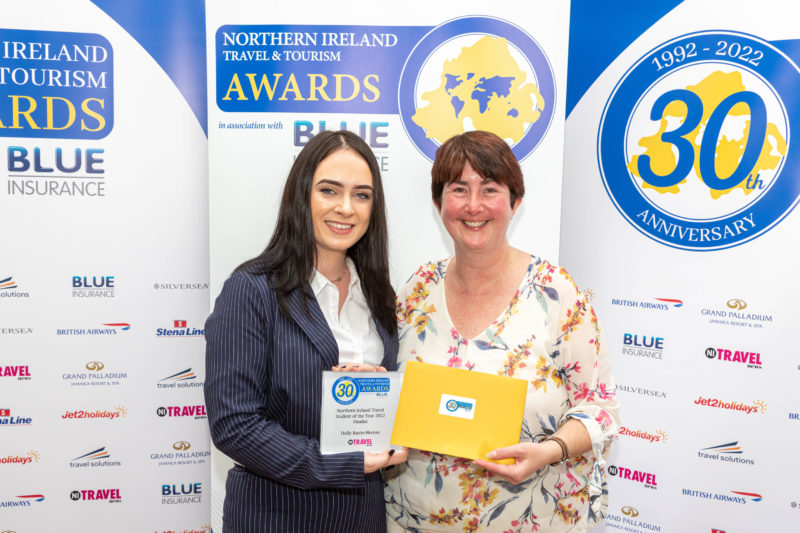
[
  {"xmin": 398, "ymin": 16, "xmax": 555, "ymax": 162},
  {"xmin": 598, "ymin": 30, "xmax": 800, "ymax": 251}
]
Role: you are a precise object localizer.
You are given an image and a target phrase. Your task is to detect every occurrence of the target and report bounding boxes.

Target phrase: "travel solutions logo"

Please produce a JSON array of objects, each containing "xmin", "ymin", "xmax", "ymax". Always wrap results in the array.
[{"xmin": 598, "ymin": 30, "xmax": 800, "ymax": 250}]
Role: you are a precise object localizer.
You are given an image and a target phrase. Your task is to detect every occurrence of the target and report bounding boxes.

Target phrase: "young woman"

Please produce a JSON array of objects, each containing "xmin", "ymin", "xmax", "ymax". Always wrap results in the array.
[{"xmin": 205, "ymin": 130, "xmax": 407, "ymax": 533}]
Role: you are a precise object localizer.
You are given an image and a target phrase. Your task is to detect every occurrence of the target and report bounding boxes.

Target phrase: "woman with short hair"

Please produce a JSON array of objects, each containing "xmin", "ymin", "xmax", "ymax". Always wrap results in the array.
[{"xmin": 385, "ymin": 130, "xmax": 620, "ymax": 533}]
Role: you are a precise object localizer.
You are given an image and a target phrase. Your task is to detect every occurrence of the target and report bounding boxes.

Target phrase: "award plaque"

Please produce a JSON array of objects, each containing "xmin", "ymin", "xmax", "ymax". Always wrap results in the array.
[{"xmin": 319, "ymin": 371, "xmax": 403, "ymax": 454}]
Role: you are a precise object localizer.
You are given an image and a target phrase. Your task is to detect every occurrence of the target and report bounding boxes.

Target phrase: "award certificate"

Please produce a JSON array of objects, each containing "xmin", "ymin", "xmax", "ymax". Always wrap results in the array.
[{"xmin": 320, "ymin": 371, "xmax": 403, "ymax": 454}]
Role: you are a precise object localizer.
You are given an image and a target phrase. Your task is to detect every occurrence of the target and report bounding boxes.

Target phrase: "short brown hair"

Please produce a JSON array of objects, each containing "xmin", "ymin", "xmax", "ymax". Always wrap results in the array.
[{"xmin": 431, "ymin": 131, "xmax": 524, "ymax": 207}]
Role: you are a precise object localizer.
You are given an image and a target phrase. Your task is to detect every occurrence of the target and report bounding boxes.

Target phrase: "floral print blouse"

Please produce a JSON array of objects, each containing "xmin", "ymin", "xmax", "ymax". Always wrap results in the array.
[{"xmin": 385, "ymin": 256, "xmax": 620, "ymax": 533}]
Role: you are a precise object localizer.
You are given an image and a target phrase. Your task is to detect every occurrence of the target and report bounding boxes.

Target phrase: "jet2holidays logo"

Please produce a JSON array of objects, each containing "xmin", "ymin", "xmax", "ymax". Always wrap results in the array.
[
  {"xmin": 1, "ymin": 29, "xmax": 113, "ymax": 198},
  {"xmin": 598, "ymin": 30, "xmax": 800, "ymax": 250},
  {"xmin": 215, "ymin": 17, "xmax": 555, "ymax": 161}
]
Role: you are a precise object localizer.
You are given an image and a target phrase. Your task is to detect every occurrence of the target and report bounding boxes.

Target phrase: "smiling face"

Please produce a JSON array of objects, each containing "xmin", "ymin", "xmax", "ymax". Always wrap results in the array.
[
  {"xmin": 439, "ymin": 161, "xmax": 520, "ymax": 255},
  {"xmin": 310, "ymin": 148, "xmax": 374, "ymax": 263}
]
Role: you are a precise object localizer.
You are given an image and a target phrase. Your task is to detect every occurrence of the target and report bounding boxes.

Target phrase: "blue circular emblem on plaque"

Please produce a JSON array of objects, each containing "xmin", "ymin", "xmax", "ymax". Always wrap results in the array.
[
  {"xmin": 598, "ymin": 30, "xmax": 800, "ymax": 251},
  {"xmin": 332, "ymin": 376, "xmax": 359, "ymax": 405},
  {"xmin": 398, "ymin": 16, "xmax": 556, "ymax": 161}
]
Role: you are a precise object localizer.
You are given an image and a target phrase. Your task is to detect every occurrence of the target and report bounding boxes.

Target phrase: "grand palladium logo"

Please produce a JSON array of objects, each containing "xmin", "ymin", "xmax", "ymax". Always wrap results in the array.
[{"xmin": 598, "ymin": 30, "xmax": 800, "ymax": 250}]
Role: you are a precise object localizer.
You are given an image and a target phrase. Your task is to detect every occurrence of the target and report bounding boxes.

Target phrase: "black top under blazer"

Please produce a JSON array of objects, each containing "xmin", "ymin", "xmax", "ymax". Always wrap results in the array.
[{"xmin": 204, "ymin": 269, "xmax": 398, "ymax": 533}]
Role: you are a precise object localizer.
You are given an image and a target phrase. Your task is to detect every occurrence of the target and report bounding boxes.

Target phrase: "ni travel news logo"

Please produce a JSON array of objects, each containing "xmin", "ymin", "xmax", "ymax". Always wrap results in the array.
[
  {"xmin": 607, "ymin": 465, "xmax": 657, "ymax": 489},
  {"xmin": 69, "ymin": 446, "xmax": 121, "ymax": 468},
  {"xmin": 156, "ymin": 320, "xmax": 203, "ymax": 337},
  {"xmin": 599, "ymin": 30, "xmax": 800, "ymax": 250},
  {"xmin": 0, "ymin": 364, "xmax": 31, "ymax": 380},
  {"xmin": 70, "ymin": 488, "xmax": 121, "ymax": 503},
  {"xmin": 705, "ymin": 346, "xmax": 762, "ymax": 369},
  {"xmin": 156, "ymin": 405, "xmax": 207, "ymax": 420}
]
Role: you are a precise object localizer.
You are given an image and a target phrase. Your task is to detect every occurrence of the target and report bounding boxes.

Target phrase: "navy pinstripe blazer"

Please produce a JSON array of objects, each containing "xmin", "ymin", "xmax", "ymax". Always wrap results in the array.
[{"xmin": 205, "ymin": 269, "xmax": 398, "ymax": 533}]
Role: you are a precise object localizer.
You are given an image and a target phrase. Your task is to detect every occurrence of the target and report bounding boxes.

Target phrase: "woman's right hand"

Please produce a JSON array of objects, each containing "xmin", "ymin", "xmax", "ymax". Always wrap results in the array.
[
  {"xmin": 332, "ymin": 362, "xmax": 387, "ymax": 372},
  {"xmin": 364, "ymin": 447, "xmax": 408, "ymax": 474}
]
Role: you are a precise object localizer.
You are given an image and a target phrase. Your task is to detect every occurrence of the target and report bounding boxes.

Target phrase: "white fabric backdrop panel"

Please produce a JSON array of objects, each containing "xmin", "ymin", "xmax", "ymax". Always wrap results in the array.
[
  {"xmin": 206, "ymin": 1, "xmax": 571, "ymax": 530},
  {"xmin": 0, "ymin": 1, "xmax": 210, "ymax": 532},
  {"xmin": 563, "ymin": 0, "xmax": 800, "ymax": 531}
]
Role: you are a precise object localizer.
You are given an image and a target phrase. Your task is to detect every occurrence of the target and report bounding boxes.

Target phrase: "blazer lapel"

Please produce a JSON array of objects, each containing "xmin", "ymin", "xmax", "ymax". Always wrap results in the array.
[{"xmin": 287, "ymin": 288, "xmax": 339, "ymax": 368}]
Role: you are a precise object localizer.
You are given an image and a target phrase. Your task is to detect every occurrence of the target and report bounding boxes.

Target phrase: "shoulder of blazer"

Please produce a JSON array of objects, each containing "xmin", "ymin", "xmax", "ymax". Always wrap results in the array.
[{"xmin": 224, "ymin": 269, "xmax": 280, "ymax": 324}]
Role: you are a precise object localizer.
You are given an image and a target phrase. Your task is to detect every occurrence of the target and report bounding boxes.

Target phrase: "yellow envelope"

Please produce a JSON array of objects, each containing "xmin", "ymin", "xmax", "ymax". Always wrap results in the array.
[{"xmin": 390, "ymin": 360, "xmax": 528, "ymax": 464}]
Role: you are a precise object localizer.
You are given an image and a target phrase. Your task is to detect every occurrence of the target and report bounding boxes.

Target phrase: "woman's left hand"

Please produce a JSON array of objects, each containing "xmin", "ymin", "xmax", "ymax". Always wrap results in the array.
[{"xmin": 472, "ymin": 440, "xmax": 561, "ymax": 485}]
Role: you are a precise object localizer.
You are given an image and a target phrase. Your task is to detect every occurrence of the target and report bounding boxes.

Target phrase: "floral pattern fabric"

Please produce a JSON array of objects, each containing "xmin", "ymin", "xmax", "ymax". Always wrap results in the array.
[{"xmin": 385, "ymin": 256, "xmax": 620, "ymax": 533}]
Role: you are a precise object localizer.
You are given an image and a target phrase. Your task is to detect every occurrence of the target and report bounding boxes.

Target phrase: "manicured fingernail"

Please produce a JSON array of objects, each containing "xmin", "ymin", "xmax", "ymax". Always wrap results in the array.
[
  {"xmin": 487, "ymin": 451, "xmax": 497, "ymax": 459},
  {"xmin": 388, "ymin": 449, "xmax": 396, "ymax": 457}
]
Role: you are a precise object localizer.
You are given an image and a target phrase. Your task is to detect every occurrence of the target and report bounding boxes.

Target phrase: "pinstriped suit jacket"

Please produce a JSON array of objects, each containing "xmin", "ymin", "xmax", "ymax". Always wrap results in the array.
[{"xmin": 205, "ymin": 269, "xmax": 398, "ymax": 533}]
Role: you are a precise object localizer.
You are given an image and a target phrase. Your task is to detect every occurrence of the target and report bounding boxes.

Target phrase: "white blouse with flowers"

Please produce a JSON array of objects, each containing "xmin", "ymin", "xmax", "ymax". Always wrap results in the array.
[{"xmin": 385, "ymin": 255, "xmax": 620, "ymax": 533}]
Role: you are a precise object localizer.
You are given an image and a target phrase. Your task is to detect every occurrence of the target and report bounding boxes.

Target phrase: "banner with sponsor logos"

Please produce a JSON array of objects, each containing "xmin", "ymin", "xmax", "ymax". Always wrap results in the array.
[
  {"xmin": 0, "ymin": 1, "xmax": 210, "ymax": 532},
  {"xmin": 206, "ymin": 0, "xmax": 570, "ymax": 529},
  {"xmin": 562, "ymin": 0, "xmax": 800, "ymax": 531}
]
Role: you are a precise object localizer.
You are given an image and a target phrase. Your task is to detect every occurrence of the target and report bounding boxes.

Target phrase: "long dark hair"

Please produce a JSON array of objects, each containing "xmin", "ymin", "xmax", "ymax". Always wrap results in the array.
[{"xmin": 237, "ymin": 130, "xmax": 396, "ymax": 335}]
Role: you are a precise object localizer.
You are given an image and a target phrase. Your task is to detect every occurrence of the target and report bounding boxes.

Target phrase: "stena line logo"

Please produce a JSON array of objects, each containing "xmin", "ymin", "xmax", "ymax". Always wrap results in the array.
[
  {"xmin": 156, "ymin": 320, "xmax": 203, "ymax": 337},
  {"xmin": 598, "ymin": 30, "xmax": 800, "ymax": 250}
]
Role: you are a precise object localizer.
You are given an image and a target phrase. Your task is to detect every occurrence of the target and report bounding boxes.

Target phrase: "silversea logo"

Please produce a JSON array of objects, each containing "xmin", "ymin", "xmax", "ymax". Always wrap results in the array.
[
  {"xmin": 153, "ymin": 282, "xmax": 209, "ymax": 290},
  {"xmin": 616, "ymin": 384, "xmax": 667, "ymax": 399},
  {"xmin": 0, "ymin": 328, "xmax": 33, "ymax": 335}
]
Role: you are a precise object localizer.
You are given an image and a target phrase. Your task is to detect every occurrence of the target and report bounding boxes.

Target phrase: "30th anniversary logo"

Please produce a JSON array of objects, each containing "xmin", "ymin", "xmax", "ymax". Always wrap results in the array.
[{"xmin": 598, "ymin": 30, "xmax": 800, "ymax": 251}]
